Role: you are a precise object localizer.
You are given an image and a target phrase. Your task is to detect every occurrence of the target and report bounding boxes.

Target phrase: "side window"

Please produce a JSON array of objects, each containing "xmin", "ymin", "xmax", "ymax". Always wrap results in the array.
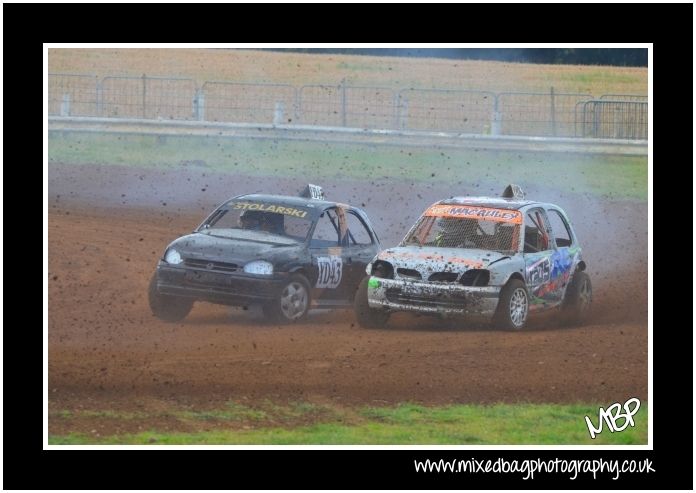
[
  {"xmin": 310, "ymin": 208, "xmax": 340, "ymax": 247},
  {"xmin": 524, "ymin": 209, "xmax": 552, "ymax": 253},
  {"xmin": 345, "ymin": 211, "xmax": 373, "ymax": 246},
  {"xmin": 546, "ymin": 209, "xmax": 573, "ymax": 247}
]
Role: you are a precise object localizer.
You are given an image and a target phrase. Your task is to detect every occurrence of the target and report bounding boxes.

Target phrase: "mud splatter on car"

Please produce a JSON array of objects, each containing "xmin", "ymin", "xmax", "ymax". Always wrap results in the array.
[
  {"xmin": 151, "ymin": 185, "xmax": 380, "ymax": 323},
  {"xmin": 356, "ymin": 185, "xmax": 591, "ymax": 330}
]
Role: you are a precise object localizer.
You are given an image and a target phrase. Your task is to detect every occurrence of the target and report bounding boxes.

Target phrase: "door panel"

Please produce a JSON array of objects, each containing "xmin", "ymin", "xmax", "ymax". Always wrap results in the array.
[
  {"xmin": 340, "ymin": 210, "xmax": 379, "ymax": 299},
  {"xmin": 523, "ymin": 208, "xmax": 560, "ymax": 309},
  {"xmin": 342, "ymin": 246, "xmax": 377, "ymax": 299},
  {"xmin": 545, "ymin": 208, "xmax": 578, "ymax": 302},
  {"xmin": 309, "ymin": 208, "xmax": 345, "ymax": 301}
]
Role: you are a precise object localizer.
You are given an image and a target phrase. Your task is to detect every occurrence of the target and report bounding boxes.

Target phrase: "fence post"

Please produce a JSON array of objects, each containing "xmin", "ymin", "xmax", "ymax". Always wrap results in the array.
[
  {"xmin": 592, "ymin": 102, "xmax": 599, "ymax": 137},
  {"xmin": 340, "ymin": 79, "xmax": 347, "ymax": 127},
  {"xmin": 397, "ymin": 92, "xmax": 408, "ymax": 130},
  {"xmin": 142, "ymin": 74, "xmax": 147, "ymax": 119},
  {"xmin": 491, "ymin": 94, "xmax": 501, "ymax": 135},
  {"xmin": 273, "ymin": 101, "xmax": 285, "ymax": 125},
  {"xmin": 96, "ymin": 79, "xmax": 103, "ymax": 117},
  {"xmin": 193, "ymin": 88, "xmax": 206, "ymax": 121},
  {"xmin": 60, "ymin": 93, "xmax": 71, "ymax": 116},
  {"xmin": 395, "ymin": 91, "xmax": 402, "ymax": 129},
  {"xmin": 550, "ymin": 86, "xmax": 556, "ymax": 136},
  {"xmin": 582, "ymin": 101, "xmax": 589, "ymax": 137},
  {"xmin": 293, "ymin": 87, "xmax": 300, "ymax": 124}
]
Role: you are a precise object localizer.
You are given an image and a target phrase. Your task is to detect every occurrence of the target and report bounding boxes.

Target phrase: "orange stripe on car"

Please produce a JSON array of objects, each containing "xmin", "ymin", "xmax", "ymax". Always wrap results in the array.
[{"xmin": 425, "ymin": 205, "xmax": 522, "ymax": 224}]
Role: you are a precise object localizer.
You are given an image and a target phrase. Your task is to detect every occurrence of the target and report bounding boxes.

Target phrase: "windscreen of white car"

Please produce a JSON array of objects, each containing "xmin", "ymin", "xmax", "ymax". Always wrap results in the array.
[{"xmin": 402, "ymin": 204, "xmax": 522, "ymax": 253}]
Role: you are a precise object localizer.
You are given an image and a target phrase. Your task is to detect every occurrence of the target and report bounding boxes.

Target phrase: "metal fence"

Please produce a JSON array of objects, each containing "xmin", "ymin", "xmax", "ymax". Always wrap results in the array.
[
  {"xmin": 298, "ymin": 84, "xmax": 396, "ymax": 128},
  {"xmin": 497, "ymin": 92, "xmax": 592, "ymax": 137},
  {"xmin": 48, "ymin": 74, "xmax": 98, "ymax": 116},
  {"xmin": 100, "ymin": 76, "xmax": 197, "ymax": 120},
  {"xmin": 203, "ymin": 82, "xmax": 297, "ymax": 124},
  {"xmin": 599, "ymin": 94, "xmax": 648, "ymax": 102},
  {"xmin": 576, "ymin": 100, "xmax": 648, "ymax": 139},
  {"xmin": 397, "ymin": 89, "xmax": 494, "ymax": 133},
  {"xmin": 48, "ymin": 73, "xmax": 648, "ymax": 140}
]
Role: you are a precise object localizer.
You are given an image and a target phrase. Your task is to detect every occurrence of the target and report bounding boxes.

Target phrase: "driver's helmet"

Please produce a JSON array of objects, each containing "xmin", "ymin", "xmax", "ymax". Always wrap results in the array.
[
  {"xmin": 435, "ymin": 217, "xmax": 475, "ymax": 246},
  {"xmin": 434, "ymin": 217, "xmax": 459, "ymax": 245},
  {"xmin": 240, "ymin": 210, "xmax": 284, "ymax": 234},
  {"xmin": 239, "ymin": 210, "xmax": 264, "ymax": 230}
]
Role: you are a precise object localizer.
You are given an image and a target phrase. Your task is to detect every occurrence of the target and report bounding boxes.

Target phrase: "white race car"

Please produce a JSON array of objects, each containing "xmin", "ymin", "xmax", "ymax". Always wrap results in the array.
[{"xmin": 354, "ymin": 185, "xmax": 591, "ymax": 330}]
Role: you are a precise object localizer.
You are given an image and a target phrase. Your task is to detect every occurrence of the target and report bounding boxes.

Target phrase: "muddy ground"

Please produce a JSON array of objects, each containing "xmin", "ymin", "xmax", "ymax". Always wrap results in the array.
[{"xmin": 47, "ymin": 163, "xmax": 648, "ymax": 435}]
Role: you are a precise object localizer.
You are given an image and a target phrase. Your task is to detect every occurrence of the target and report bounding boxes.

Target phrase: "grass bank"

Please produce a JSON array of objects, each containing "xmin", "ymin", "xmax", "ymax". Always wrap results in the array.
[
  {"xmin": 49, "ymin": 401, "xmax": 648, "ymax": 445},
  {"xmin": 48, "ymin": 132, "xmax": 647, "ymax": 200}
]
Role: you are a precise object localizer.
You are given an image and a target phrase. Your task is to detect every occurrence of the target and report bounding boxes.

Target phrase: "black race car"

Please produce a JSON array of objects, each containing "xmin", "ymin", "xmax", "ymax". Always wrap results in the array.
[{"xmin": 149, "ymin": 185, "xmax": 380, "ymax": 323}]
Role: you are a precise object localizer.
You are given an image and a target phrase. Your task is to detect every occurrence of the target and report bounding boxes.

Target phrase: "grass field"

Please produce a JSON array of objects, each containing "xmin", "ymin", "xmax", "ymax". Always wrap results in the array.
[
  {"xmin": 48, "ymin": 48, "xmax": 647, "ymax": 96},
  {"xmin": 49, "ymin": 401, "xmax": 648, "ymax": 445},
  {"xmin": 48, "ymin": 131, "xmax": 648, "ymax": 200}
]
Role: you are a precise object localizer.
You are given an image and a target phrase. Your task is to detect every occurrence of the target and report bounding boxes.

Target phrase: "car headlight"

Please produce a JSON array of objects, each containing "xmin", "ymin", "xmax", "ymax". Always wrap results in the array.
[
  {"xmin": 164, "ymin": 248, "xmax": 182, "ymax": 265},
  {"xmin": 371, "ymin": 260, "xmax": 394, "ymax": 279},
  {"xmin": 243, "ymin": 260, "xmax": 273, "ymax": 275}
]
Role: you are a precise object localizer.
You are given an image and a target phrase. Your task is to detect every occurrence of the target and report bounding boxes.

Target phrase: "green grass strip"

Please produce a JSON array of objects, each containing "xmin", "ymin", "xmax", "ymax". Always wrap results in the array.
[
  {"xmin": 49, "ymin": 132, "xmax": 647, "ymax": 200},
  {"xmin": 49, "ymin": 402, "xmax": 647, "ymax": 445}
]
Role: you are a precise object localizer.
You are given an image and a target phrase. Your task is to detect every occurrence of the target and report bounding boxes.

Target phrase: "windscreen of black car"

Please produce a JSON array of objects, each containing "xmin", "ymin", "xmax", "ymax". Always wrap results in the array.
[
  {"xmin": 202, "ymin": 201, "xmax": 313, "ymax": 242},
  {"xmin": 401, "ymin": 204, "xmax": 522, "ymax": 253}
]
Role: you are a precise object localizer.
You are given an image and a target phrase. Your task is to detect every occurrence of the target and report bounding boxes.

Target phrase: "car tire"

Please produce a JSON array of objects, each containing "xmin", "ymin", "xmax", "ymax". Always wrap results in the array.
[
  {"xmin": 263, "ymin": 273, "xmax": 311, "ymax": 324},
  {"xmin": 494, "ymin": 279, "xmax": 529, "ymax": 330},
  {"xmin": 148, "ymin": 273, "xmax": 193, "ymax": 322},
  {"xmin": 561, "ymin": 270, "xmax": 592, "ymax": 325},
  {"xmin": 354, "ymin": 277, "xmax": 390, "ymax": 328}
]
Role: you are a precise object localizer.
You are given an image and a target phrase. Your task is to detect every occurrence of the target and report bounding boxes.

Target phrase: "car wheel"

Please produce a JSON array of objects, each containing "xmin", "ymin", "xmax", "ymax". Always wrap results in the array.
[
  {"xmin": 562, "ymin": 270, "xmax": 592, "ymax": 325},
  {"xmin": 148, "ymin": 273, "xmax": 193, "ymax": 322},
  {"xmin": 263, "ymin": 274, "xmax": 311, "ymax": 324},
  {"xmin": 494, "ymin": 279, "xmax": 528, "ymax": 330},
  {"xmin": 354, "ymin": 277, "xmax": 390, "ymax": 328}
]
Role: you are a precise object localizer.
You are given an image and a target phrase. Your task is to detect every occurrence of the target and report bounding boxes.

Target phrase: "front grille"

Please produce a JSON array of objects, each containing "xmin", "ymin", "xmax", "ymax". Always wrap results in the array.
[
  {"xmin": 428, "ymin": 272, "xmax": 459, "ymax": 282},
  {"xmin": 184, "ymin": 270, "xmax": 229, "ymax": 286},
  {"xmin": 183, "ymin": 258, "xmax": 239, "ymax": 272},
  {"xmin": 386, "ymin": 288, "xmax": 466, "ymax": 309},
  {"xmin": 397, "ymin": 268, "xmax": 422, "ymax": 280}
]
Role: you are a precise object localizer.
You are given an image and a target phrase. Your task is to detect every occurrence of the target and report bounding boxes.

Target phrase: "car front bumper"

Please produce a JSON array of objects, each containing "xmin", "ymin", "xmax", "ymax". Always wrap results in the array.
[
  {"xmin": 156, "ymin": 262, "xmax": 287, "ymax": 305},
  {"xmin": 367, "ymin": 276, "xmax": 501, "ymax": 316}
]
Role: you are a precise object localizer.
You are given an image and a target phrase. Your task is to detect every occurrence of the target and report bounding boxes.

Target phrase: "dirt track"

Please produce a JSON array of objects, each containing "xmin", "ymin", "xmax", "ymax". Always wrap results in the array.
[{"xmin": 48, "ymin": 164, "xmax": 648, "ymax": 433}]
